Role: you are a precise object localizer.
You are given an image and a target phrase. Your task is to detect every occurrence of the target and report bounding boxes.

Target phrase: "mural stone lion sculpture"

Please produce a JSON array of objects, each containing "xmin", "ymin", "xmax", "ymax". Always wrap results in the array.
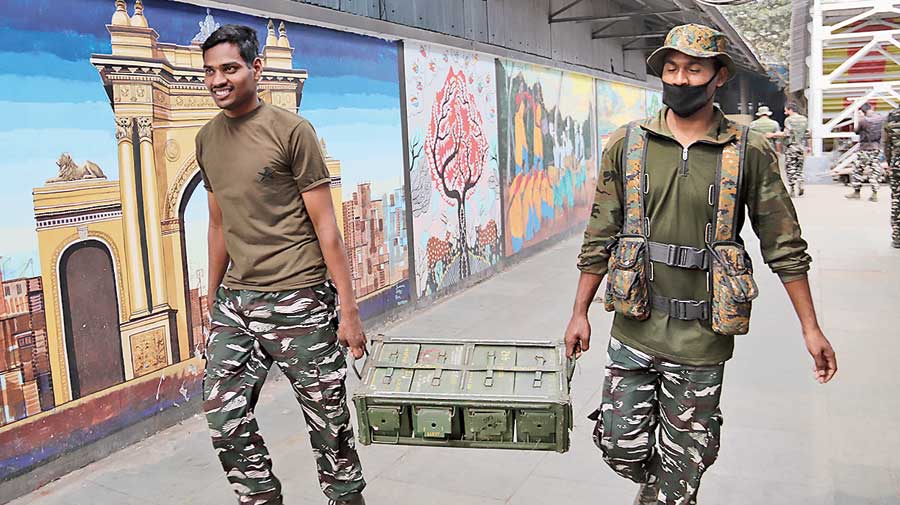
[{"xmin": 47, "ymin": 153, "xmax": 107, "ymax": 183}]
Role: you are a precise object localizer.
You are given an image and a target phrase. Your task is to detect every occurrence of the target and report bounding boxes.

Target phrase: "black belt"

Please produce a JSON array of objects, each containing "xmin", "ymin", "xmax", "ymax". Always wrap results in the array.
[
  {"xmin": 648, "ymin": 241, "xmax": 709, "ymax": 270},
  {"xmin": 652, "ymin": 295, "xmax": 709, "ymax": 321}
]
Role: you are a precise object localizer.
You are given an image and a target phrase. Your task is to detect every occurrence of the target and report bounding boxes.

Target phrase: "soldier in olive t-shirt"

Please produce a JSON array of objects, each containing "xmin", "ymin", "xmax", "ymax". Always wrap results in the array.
[
  {"xmin": 196, "ymin": 100, "xmax": 330, "ymax": 290},
  {"xmin": 197, "ymin": 25, "xmax": 366, "ymax": 505}
]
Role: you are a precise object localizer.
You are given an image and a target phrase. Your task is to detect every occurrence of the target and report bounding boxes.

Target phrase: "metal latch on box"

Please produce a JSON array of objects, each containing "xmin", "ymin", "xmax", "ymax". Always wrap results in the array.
[
  {"xmin": 533, "ymin": 355, "xmax": 546, "ymax": 388},
  {"xmin": 382, "ymin": 350, "xmax": 401, "ymax": 385},
  {"xmin": 484, "ymin": 351, "xmax": 496, "ymax": 387}
]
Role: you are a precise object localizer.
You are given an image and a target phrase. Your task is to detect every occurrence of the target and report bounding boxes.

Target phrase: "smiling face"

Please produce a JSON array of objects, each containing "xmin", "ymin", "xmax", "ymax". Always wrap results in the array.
[{"xmin": 202, "ymin": 42, "xmax": 263, "ymax": 117}]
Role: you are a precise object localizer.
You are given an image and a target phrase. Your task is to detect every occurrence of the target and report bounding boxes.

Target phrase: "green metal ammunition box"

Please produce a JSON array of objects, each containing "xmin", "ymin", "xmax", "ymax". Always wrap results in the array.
[{"xmin": 352, "ymin": 336, "xmax": 574, "ymax": 452}]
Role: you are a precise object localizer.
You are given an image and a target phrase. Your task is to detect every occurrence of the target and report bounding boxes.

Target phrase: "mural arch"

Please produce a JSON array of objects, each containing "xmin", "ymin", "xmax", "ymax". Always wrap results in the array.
[
  {"xmin": 58, "ymin": 239, "xmax": 124, "ymax": 399},
  {"xmin": 176, "ymin": 170, "xmax": 207, "ymax": 356}
]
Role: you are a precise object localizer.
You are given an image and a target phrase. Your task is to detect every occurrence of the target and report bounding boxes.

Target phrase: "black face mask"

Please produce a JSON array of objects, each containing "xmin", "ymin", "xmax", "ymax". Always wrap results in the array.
[{"xmin": 662, "ymin": 74, "xmax": 718, "ymax": 118}]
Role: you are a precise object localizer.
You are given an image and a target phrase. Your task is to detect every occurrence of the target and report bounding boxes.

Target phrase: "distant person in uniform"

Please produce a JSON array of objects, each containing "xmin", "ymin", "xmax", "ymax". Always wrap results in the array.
[
  {"xmin": 770, "ymin": 102, "xmax": 808, "ymax": 197},
  {"xmin": 749, "ymin": 105, "xmax": 780, "ymax": 151},
  {"xmin": 882, "ymin": 106, "xmax": 900, "ymax": 247},
  {"xmin": 847, "ymin": 103, "xmax": 884, "ymax": 201},
  {"xmin": 197, "ymin": 25, "xmax": 367, "ymax": 505}
]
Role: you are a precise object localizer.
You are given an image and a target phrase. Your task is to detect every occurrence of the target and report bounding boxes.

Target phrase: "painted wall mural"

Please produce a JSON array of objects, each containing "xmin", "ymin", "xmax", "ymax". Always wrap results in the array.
[
  {"xmin": 646, "ymin": 89, "xmax": 663, "ymax": 117},
  {"xmin": 596, "ymin": 80, "xmax": 647, "ymax": 151},
  {"xmin": 0, "ymin": 0, "xmax": 405, "ymax": 482},
  {"xmin": 496, "ymin": 60, "xmax": 598, "ymax": 256},
  {"xmin": 404, "ymin": 43, "xmax": 502, "ymax": 297}
]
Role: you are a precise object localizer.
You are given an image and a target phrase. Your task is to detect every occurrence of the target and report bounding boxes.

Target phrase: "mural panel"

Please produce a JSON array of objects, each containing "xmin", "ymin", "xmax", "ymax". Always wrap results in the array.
[
  {"xmin": 496, "ymin": 60, "xmax": 597, "ymax": 256},
  {"xmin": 646, "ymin": 89, "xmax": 663, "ymax": 117},
  {"xmin": 0, "ymin": 0, "xmax": 405, "ymax": 481},
  {"xmin": 596, "ymin": 80, "xmax": 647, "ymax": 151},
  {"xmin": 404, "ymin": 43, "xmax": 501, "ymax": 297}
]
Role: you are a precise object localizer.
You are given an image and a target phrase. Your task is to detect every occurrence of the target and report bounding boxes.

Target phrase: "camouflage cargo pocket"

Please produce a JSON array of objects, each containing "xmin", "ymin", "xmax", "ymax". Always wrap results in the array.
[
  {"xmin": 710, "ymin": 243, "xmax": 759, "ymax": 335},
  {"xmin": 603, "ymin": 236, "xmax": 650, "ymax": 320}
]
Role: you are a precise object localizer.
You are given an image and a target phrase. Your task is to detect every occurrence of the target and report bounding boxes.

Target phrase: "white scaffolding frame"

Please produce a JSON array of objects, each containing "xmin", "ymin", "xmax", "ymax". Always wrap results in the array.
[{"xmin": 808, "ymin": 0, "xmax": 900, "ymax": 155}]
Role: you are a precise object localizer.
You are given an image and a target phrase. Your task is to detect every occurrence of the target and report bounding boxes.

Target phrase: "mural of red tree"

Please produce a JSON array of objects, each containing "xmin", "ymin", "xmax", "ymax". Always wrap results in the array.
[{"xmin": 424, "ymin": 67, "xmax": 489, "ymax": 278}]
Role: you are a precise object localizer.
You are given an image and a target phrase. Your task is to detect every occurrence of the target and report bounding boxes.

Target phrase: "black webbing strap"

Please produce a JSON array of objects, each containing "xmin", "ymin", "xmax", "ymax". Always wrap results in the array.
[
  {"xmin": 651, "ymin": 295, "xmax": 710, "ymax": 321},
  {"xmin": 647, "ymin": 241, "xmax": 709, "ymax": 270}
]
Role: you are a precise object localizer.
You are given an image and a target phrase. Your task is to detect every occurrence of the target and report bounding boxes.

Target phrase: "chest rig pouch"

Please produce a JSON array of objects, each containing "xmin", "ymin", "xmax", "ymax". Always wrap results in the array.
[{"xmin": 603, "ymin": 120, "xmax": 759, "ymax": 335}]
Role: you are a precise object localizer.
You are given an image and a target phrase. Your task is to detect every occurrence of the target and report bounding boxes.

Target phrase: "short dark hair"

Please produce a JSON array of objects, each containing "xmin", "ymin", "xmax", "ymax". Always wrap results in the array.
[
  {"xmin": 201, "ymin": 25, "xmax": 260, "ymax": 67},
  {"xmin": 860, "ymin": 103, "xmax": 872, "ymax": 113},
  {"xmin": 786, "ymin": 102, "xmax": 800, "ymax": 112}
]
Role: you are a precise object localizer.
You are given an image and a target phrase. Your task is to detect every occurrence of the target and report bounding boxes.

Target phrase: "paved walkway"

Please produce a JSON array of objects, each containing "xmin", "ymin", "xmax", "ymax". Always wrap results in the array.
[{"xmin": 12, "ymin": 184, "xmax": 900, "ymax": 505}]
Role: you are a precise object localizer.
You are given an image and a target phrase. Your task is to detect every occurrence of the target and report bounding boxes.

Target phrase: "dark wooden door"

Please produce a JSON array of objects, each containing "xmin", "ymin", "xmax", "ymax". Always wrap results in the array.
[{"xmin": 60, "ymin": 241, "xmax": 124, "ymax": 399}]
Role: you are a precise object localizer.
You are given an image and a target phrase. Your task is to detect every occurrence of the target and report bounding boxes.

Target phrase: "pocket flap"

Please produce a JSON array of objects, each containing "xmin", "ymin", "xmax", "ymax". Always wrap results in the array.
[
  {"xmin": 611, "ymin": 269, "xmax": 641, "ymax": 299},
  {"xmin": 712, "ymin": 243, "xmax": 751, "ymax": 276},
  {"xmin": 613, "ymin": 238, "xmax": 645, "ymax": 269},
  {"xmin": 724, "ymin": 274, "xmax": 759, "ymax": 303}
]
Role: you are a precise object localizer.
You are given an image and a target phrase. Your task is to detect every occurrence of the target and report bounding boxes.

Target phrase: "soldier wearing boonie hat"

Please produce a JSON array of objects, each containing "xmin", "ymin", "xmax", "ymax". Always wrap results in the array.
[
  {"xmin": 565, "ymin": 23, "xmax": 837, "ymax": 505},
  {"xmin": 750, "ymin": 106, "xmax": 781, "ymax": 150}
]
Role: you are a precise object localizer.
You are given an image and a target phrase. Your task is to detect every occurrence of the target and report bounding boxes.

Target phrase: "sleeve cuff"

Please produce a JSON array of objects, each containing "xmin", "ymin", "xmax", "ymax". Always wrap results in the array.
[
  {"xmin": 577, "ymin": 262, "xmax": 608, "ymax": 276},
  {"xmin": 298, "ymin": 177, "xmax": 331, "ymax": 193},
  {"xmin": 777, "ymin": 272, "xmax": 808, "ymax": 283}
]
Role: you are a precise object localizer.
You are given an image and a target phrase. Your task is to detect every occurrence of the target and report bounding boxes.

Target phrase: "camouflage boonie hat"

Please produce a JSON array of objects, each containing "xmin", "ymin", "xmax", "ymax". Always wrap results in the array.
[
  {"xmin": 647, "ymin": 24, "xmax": 736, "ymax": 81},
  {"xmin": 756, "ymin": 105, "xmax": 773, "ymax": 116}
]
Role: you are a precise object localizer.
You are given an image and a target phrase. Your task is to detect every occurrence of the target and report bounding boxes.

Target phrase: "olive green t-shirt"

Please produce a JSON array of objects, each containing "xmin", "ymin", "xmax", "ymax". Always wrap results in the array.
[
  {"xmin": 578, "ymin": 106, "xmax": 811, "ymax": 365},
  {"xmin": 195, "ymin": 101, "xmax": 332, "ymax": 291}
]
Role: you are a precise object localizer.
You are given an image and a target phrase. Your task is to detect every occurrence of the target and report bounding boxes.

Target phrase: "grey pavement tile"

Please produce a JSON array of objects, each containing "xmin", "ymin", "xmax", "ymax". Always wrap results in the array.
[
  {"xmin": 528, "ymin": 429, "xmax": 624, "ymax": 489},
  {"xmin": 362, "ymin": 477, "xmax": 505, "ymax": 505},
  {"xmin": 698, "ymin": 475, "xmax": 835, "ymax": 505},
  {"xmin": 505, "ymin": 475, "xmax": 635, "ymax": 505},
  {"xmin": 832, "ymin": 463, "xmax": 900, "ymax": 505},
  {"xmin": 380, "ymin": 446, "xmax": 544, "ymax": 501},
  {"xmin": 9, "ymin": 479, "xmax": 153, "ymax": 505},
  {"xmin": 707, "ymin": 426, "xmax": 826, "ymax": 486},
  {"xmin": 827, "ymin": 416, "xmax": 900, "ymax": 470}
]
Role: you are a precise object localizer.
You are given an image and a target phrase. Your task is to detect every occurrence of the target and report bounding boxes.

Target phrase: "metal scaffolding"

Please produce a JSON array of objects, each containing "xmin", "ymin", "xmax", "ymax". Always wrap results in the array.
[{"xmin": 808, "ymin": 0, "xmax": 900, "ymax": 155}]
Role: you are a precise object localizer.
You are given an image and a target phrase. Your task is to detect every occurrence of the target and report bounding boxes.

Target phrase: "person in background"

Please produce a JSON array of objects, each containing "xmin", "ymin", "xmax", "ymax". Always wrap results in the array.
[
  {"xmin": 750, "ymin": 105, "xmax": 780, "ymax": 151},
  {"xmin": 770, "ymin": 102, "xmax": 808, "ymax": 197},
  {"xmin": 847, "ymin": 103, "xmax": 884, "ymax": 201},
  {"xmin": 881, "ymin": 105, "xmax": 900, "ymax": 247}
]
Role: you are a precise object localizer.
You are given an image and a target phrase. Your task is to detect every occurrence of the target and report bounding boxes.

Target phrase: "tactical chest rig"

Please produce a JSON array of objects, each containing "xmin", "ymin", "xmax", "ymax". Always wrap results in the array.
[{"xmin": 604, "ymin": 120, "xmax": 760, "ymax": 335}]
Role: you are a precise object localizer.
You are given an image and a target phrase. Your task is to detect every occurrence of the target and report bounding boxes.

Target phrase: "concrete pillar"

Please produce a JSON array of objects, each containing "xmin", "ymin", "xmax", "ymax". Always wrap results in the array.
[
  {"xmin": 115, "ymin": 116, "xmax": 148, "ymax": 317},
  {"xmin": 136, "ymin": 117, "xmax": 168, "ymax": 310},
  {"xmin": 808, "ymin": 0, "xmax": 824, "ymax": 155}
]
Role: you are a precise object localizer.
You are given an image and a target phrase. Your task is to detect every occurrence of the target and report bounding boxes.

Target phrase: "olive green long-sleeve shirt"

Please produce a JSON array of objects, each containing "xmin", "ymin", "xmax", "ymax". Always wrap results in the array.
[{"xmin": 578, "ymin": 106, "xmax": 811, "ymax": 365}]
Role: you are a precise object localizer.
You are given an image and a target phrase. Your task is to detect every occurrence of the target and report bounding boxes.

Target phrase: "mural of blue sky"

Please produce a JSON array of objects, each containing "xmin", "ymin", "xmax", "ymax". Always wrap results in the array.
[{"xmin": 0, "ymin": 0, "xmax": 403, "ymax": 278}]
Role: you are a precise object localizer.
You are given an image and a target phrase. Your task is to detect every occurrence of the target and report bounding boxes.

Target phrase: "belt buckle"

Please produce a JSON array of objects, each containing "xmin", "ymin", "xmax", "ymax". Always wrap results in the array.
[
  {"xmin": 666, "ymin": 244, "xmax": 679, "ymax": 267},
  {"xmin": 668, "ymin": 298, "xmax": 685, "ymax": 320}
]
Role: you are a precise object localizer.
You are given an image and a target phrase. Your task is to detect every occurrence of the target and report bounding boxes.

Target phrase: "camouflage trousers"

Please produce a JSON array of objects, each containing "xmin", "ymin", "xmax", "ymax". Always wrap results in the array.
[
  {"xmin": 204, "ymin": 282, "xmax": 365, "ymax": 504},
  {"xmin": 852, "ymin": 148, "xmax": 882, "ymax": 192},
  {"xmin": 590, "ymin": 338, "xmax": 724, "ymax": 505},
  {"xmin": 891, "ymin": 167, "xmax": 900, "ymax": 246},
  {"xmin": 784, "ymin": 144, "xmax": 805, "ymax": 193}
]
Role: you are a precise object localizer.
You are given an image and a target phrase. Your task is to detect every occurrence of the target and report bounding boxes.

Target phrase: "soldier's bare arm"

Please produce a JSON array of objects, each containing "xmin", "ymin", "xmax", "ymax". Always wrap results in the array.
[
  {"xmin": 782, "ymin": 278, "xmax": 837, "ymax": 384},
  {"xmin": 206, "ymin": 191, "xmax": 230, "ymax": 313},
  {"xmin": 303, "ymin": 184, "xmax": 367, "ymax": 359}
]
